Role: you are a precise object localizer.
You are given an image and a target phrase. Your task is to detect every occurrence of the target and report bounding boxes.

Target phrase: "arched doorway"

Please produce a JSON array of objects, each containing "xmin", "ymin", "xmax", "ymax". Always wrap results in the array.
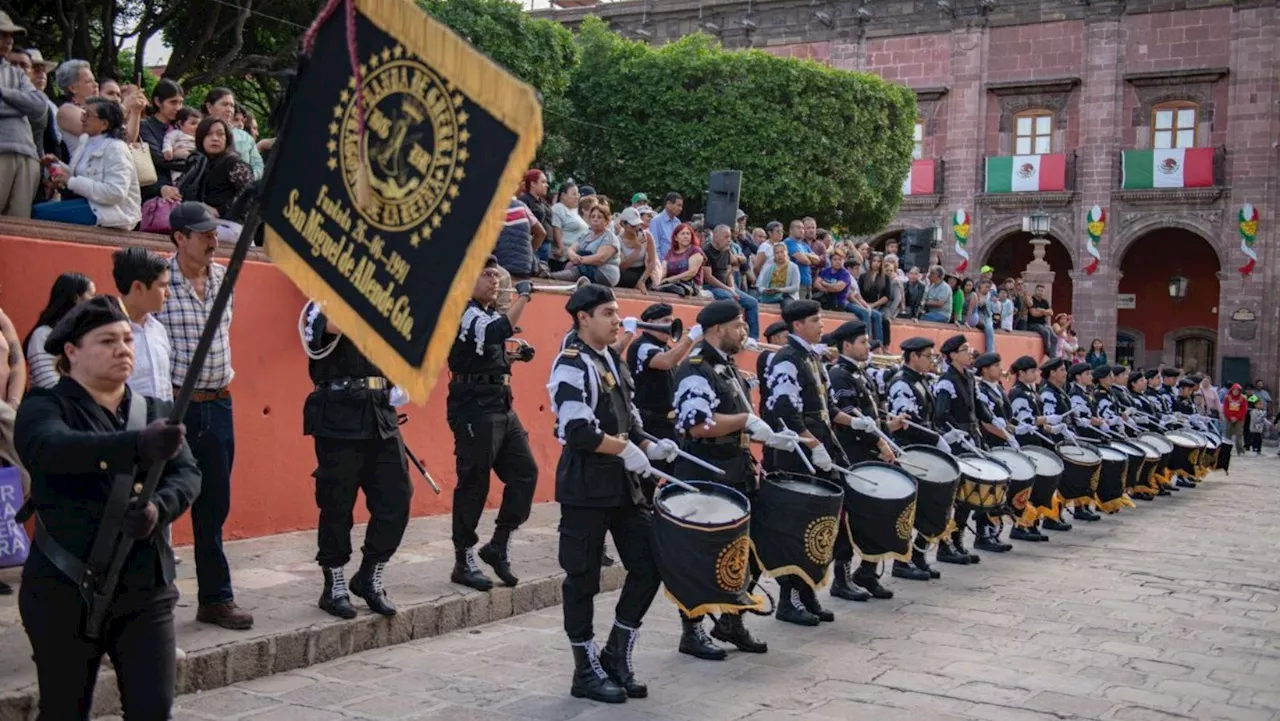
[
  {"xmin": 980, "ymin": 231, "xmax": 1075, "ymax": 312},
  {"xmin": 1118, "ymin": 228, "xmax": 1221, "ymax": 373}
]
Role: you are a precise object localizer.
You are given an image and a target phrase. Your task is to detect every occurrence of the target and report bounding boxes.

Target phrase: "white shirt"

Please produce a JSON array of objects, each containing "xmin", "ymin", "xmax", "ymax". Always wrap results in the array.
[{"xmin": 127, "ymin": 314, "xmax": 174, "ymax": 402}]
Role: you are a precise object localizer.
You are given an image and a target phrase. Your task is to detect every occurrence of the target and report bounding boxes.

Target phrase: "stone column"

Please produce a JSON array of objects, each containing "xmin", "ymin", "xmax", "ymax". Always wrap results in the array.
[
  {"xmin": 1020, "ymin": 238, "xmax": 1057, "ymax": 309},
  {"xmin": 940, "ymin": 19, "xmax": 986, "ymax": 270},
  {"xmin": 1070, "ymin": 268, "xmax": 1122, "ymax": 355}
]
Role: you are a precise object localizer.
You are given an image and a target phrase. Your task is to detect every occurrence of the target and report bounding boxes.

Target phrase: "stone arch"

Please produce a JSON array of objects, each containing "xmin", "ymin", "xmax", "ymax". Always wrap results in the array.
[
  {"xmin": 1163, "ymin": 326, "xmax": 1218, "ymax": 375},
  {"xmin": 1110, "ymin": 215, "xmax": 1225, "ymax": 268},
  {"xmin": 980, "ymin": 217, "xmax": 1081, "ymax": 269},
  {"xmin": 1115, "ymin": 325, "xmax": 1147, "ymax": 368}
]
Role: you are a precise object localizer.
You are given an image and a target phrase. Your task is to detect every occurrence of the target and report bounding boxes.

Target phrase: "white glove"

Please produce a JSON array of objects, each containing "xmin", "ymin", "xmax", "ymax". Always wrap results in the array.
[
  {"xmin": 1014, "ymin": 423, "xmax": 1036, "ymax": 435},
  {"xmin": 619, "ymin": 441, "xmax": 654, "ymax": 475},
  {"xmin": 646, "ymin": 438, "xmax": 680, "ymax": 463},
  {"xmin": 993, "ymin": 417, "xmax": 1007, "ymax": 430},
  {"xmin": 943, "ymin": 429, "xmax": 969, "ymax": 445},
  {"xmin": 848, "ymin": 416, "xmax": 877, "ymax": 433},
  {"xmin": 812, "ymin": 343, "xmax": 830, "ymax": 357},
  {"xmin": 688, "ymin": 323, "xmax": 703, "ymax": 342},
  {"xmin": 744, "ymin": 338, "xmax": 760, "ymax": 352},
  {"xmin": 389, "ymin": 386, "xmax": 411, "ymax": 407},
  {"xmin": 622, "ymin": 317, "xmax": 638, "ymax": 334},
  {"xmin": 935, "ymin": 437, "xmax": 954, "ymax": 454},
  {"xmin": 1046, "ymin": 414, "xmax": 1062, "ymax": 425},
  {"xmin": 765, "ymin": 429, "xmax": 801, "ymax": 451},
  {"xmin": 1049, "ymin": 423, "xmax": 1067, "ymax": 435},
  {"xmin": 744, "ymin": 414, "xmax": 773, "ymax": 442},
  {"xmin": 1006, "ymin": 434, "xmax": 1020, "ymax": 449},
  {"xmin": 810, "ymin": 443, "xmax": 834, "ymax": 472}
]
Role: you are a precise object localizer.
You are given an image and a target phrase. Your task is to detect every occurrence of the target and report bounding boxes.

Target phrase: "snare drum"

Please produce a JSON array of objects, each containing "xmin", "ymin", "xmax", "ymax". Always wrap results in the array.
[
  {"xmin": 842, "ymin": 462, "xmax": 918, "ymax": 562},
  {"xmin": 654, "ymin": 481, "xmax": 765, "ymax": 616},
  {"xmin": 1139, "ymin": 432, "xmax": 1175, "ymax": 484},
  {"xmin": 1197, "ymin": 431, "xmax": 1221, "ymax": 475},
  {"xmin": 898, "ymin": 445, "xmax": 962, "ymax": 542},
  {"xmin": 954, "ymin": 455, "xmax": 1012, "ymax": 513},
  {"xmin": 1022, "ymin": 446, "xmax": 1065, "ymax": 520},
  {"xmin": 1127, "ymin": 439, "xmax": 1163, "ymax": 495},
  {"xmin": 986, "ymin": 448, "xmax": 1037, "ymax": 524},
  {"xmin": 1097, "ymin": 443, "xmax": 1138, "ymax": 513},
  {"xmin": 1214, "ymin": 431, "xmax": 1233, "ymax": 473},
  {"xmin": 752, "ymin": 473, "xmax": 844, "ymax": 589},
  {"xmin": 1166, "ymin": 430, "xmax": 1206, "ymax": 476},
  {"xmin": 1056, "ymin": 443, "xmax": 1102, "ymax": 505}
]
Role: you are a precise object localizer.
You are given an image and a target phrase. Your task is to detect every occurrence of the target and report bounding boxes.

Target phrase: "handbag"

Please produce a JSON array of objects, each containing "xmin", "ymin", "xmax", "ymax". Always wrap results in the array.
[
  {"xmin": 130, "ymin": 143, "xmax": 158, "ymax": 186},
  {"xmin": 0, "ymin": 466, "xmax": 30, "ymax": 568},
  {"xmin": 140, "ymin": 196, "xmax": 179, "ymax": 234}
]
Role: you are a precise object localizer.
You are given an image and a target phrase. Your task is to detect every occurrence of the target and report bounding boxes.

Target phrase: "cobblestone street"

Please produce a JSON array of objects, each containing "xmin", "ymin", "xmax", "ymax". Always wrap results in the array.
[{"xmin": 158, "ymin": 455, "xmax": 1280, "ymax": 721}]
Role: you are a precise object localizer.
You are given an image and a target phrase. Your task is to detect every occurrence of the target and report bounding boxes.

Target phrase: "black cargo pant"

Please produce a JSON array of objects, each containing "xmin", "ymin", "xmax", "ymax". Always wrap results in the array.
[
  {"xmin": 20, "ymin": 575, "xmax": 178, "ymax": 720},
  {"xmin": 560, "ymin": 503, "xmax": 662, "ymax": 642},
  {"xmin": 313, "ymin": 434, "xmax": 413, "ymax": 567},
  {"xmin": 450, "ymin": 409, "xmax": 539, "ymax": 549}
]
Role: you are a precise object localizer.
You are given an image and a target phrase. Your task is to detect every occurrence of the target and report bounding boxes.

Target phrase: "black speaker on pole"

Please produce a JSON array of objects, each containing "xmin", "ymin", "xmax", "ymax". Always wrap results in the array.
[
  {"xmin": 705, "ymin": 170, "xmax": 742, "ymax": 230},
  {"xmin": 899, "ymin": 228, "xmax": 934, "ymax": 272}
]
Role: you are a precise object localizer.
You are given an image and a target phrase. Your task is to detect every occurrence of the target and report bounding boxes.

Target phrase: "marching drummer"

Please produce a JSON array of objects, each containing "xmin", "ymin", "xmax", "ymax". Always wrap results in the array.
[
  {"xmin": 1036, "ymin": 358, "xmax": 1088, "ymax": 525},
  {"xmin": 1061, "ymin": 362, "xmax": 1105, "ymax": 521},
  {"xmin": 628, "ymin": 302, "xmax": 698, "ymax": 496},
  {"xmin": 670, "ymin": 300, "xmax": 783, "ymax": 659},
  {"xmin": 1157, "ymin": 367, "xmax": 1181, "ymax": 415},
  {"xmin": 756, "ymin": 321, "xmax": 789, "ymax": 387},
  {"xmin": 974, "ymin": 353, "xmax": 1018, "ymax": 450},
  {"xmin": 825, "ymin": 320, "xmax": 917, "ymax": 597},
  {"xmin": 1092, "ymin": 365, "xmax": 1125, "ymax": 435},
  {"xmin": 887, "ymin": 336, "xmax": 946, "ymax": 579},
  {"xmin": 760, "ymin": 299, "xmax": 847, "ymax": 626},
  {"xmin": 1008, "ymin": 355, "xmax": 1056, "ymax": 541},
  {"xmin": 933, "ymin": 335, "xmax": 1000, "ymax": 562},
  {"xmin": 547, "ymin": 284, "xmax": 679, "ymax": 704}
]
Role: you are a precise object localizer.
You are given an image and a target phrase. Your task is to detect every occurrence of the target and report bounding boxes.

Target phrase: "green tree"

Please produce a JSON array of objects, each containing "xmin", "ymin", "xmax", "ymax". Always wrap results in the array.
[{"xmin": 560, "ymin": 18, "xmax": 915, "ymax": 231}]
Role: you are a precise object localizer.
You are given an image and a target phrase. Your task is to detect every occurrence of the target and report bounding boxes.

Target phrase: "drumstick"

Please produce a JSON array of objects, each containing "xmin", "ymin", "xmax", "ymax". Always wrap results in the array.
[
  {"xmin": 777, "ymin": 421, "xmax": 819, "ymax": 475},
  {"xmin": 642, "ymin": 431, "xmax": 727, "ymax": 476},
  {"xmin": 902, "ymin": 418, "xmax": 942, "ymax": 437},
  {"xmin": 946, "ymin": 424, "xmax": 995, "ymax": 460},
  {"xmin": 647, "ymin": 468, "xmax": 702, "ymax": 493},
  {"xmin": 849, "ymin": 408, "xmax": 907, "ymax": 457},
  {"xmin": 1030, "ymin": 428, "xmax": 1059, "ymax": 446}
]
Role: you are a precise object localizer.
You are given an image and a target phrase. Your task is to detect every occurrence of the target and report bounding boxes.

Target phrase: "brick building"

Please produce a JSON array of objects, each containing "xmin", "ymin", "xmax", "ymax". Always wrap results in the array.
[{"xmin": 536, "ymin": 0, "xmax": 1279, "ymax": 384}]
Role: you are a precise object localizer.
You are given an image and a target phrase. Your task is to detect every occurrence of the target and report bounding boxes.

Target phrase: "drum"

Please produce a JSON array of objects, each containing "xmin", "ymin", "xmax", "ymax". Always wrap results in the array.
[
  {"xmin": 1022, "ymin": 446, "xmax": 1064, "ymax": 520},
  {"xmin": 1101, "ymin": 442, "xmax": 1142, "ymax": 512},
  {"xmin": 1214, "ymin": 431, "xmax": 1233, "ymax": 473},
  {"xmin": 1056, "ymin": 443, "xmax": 1102, "ymax": 505},
  {"xmin": 653, "ymin": 481, "xmax": 765, "ymax": 616},
  {"xmin": 1108, "ymin": 440, "xmax": 1146, "ymax": 491},
  {"xmin": 1127, "ymin": 439, "xmax": 1163, "ymax": 495},
  {"xmin": 986, "ymin": 448, "xmax": 1037, "ymax": 525},
  {"xmin": 842, "ymin": 462, "xmax": 918, "ymax": 562},
  {"xmin": 898, "ymin": 445, "xmax": 962, "ymax": 542},
  {"xmin": 1139, "ymin": 432, "xmax": 1175, "ymax": 484},
  {"xmin": 954, "ymin": 455, "xmax": 1012, "ymax": 514},
  {"xmin": 1093, "ymin": 444, "xmax": 1132, "ymax": 513},
  {"xmin": 1166, "ymin": 430, "xmax": 1206, "ymax": 476},
  {"xmin": 752, "ymin": 472, "xmax": 844, "ymax": 589},
  {"xmin": 1198, "ymin": 431, "xmax": 1222, "ymax": 475}
]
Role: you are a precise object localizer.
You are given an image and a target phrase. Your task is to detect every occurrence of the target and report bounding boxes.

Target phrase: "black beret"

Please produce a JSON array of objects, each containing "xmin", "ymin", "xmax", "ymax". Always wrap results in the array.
[
  {"xmin": 1040, "ymin": 358, "xmax": 1066, "ymax": 374},
  {"xmin": 1111, "ymin": 365, "xmax": 1127, "ymax": 376},
  {"xmin": 1068, "ymin": 362, "xmax": 1093, "ymax": 379},
  {"xmin": 1177, "ymin": 378, "xmax": 1197, "ymax": 389},
  {"xmin": 900, "ymin": 336, "xmax": 935, "ymax": 353},
  {"xmin": 1143, "ymin": 369, "xmax": 1159, "ymax": 380},
  {"xmin": 44, "ymin": 295, "xmax": 130, "ymax": 355},
  {"xmin": 940, "ymin": 334, "xmax": 969, "ymax": 355},
  {"xmin": 868, "ymin": 339, "xmax": 884, "ymax": 352},
  {"xmin": 826, "ymin": 320, "xmax": 867, "ymax": 347},
  {"xmin": 565, "ymin": 284, "xmax": 615, "ymax": 317},
  {"xmin": 1187, "ymin": 374, "xmax": 1204, "ymax": 385},
  {"xmin": 1127, "ymin": 372, "xmax": 1144, "ymax": 386},
  {"xmin": 696, "ymin": 299, "xmax": 742, "ymax": 329},
  {"xmin": 1010, "ymin": 355, "xmax": 1038, "ymax": 373},
  {"xmin": 974, "ymin": 352, "xmax": 1001, "ymax": 370},
  {"xmin": 1091, "ymin": 365, "xmax": 1112, "ymax": 381},
  {"xmin": 640, "ymin": 302, "xmax": 674, "ymax": 322},
  {"xmin": 1161, "ymin": 367, "xmax": 1181, "ymax": 377},
  {"xmin": 781, "ymin": 299, "xmax": 821, "ymax": 324},
  {"xmin": 763, "ymin": 321, "xmax": 788, "ymax": 340},
  {"xmin": 484, "ymin": 255, "xmax": 499, "ymax": 269}
]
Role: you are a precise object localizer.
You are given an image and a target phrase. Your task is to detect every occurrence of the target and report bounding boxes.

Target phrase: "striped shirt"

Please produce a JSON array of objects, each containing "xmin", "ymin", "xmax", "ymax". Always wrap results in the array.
[{"xmin": 156, "ymin": 255, "xmax": 234, "ymax": 390}]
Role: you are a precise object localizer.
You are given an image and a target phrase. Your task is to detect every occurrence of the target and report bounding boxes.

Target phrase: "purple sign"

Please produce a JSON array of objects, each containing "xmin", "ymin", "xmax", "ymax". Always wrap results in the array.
[{"xmin": 0, "ymin": 466, "xmax": 29, "ymax": 568}]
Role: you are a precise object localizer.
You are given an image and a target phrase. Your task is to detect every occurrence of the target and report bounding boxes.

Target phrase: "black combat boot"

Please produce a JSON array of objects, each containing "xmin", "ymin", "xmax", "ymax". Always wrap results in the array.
[
  {"xmin": 349, "ymin": 558, "xmax": 397, "ymax": 616},
  {"xmin": 974, "ymin": 526, "xmax": 1012, "ymax": 553},
  {"xmin": 912, "ymin": 547, "xmax": 941, "ymax": 578},
  {"xmin": 892, "ymin": 559, "xmax": 932, "ymax": 581},
  {"xmin": 936, "ymin": 539, "xmax": 972, "ymax": 565},
  {"xmin": 775, "ymin": 581, "xmax": 820, "ymax": 627},
  {"xmin": 711, "ymin": 613, "xmax": 768, "ymax": 653},
  {"xmin": 570, "ymin": 641, "xmax": 626, "ymax": 703},
  {"xmin": 1072, "ymin": 506, "xmax": 1101, "ymax": 522},
  {"xmin": 318, "ymin": 567, "xmax": 356, "ymax": 619},
  {"xmin": 829, "ymin": 561, "xmax": 870, "ymax": 602},
  {"xmin": 1042, "ymin": 517, "xmax": 1073, "ymax": 531},
  {"xmin": 451, "ymin": 547, "xmax": 493, "ymax": 591},
  {"xmin": 1009, "ymin": 526, "xmax": 1045, "ymax": 542},
  {"xmin": 851, "ymin": 564, "xmax": 894, "ymax": 599},
  {"xmin": 1175, "ymin": 475, "xmax": 1196, "ymax": 488},
  {"xmin": 478, "ymin": 530, "xmax": 519, "ymax": 587},
  {"xmin": 797, "ymin": 582, "xmax": 834, "ymax": 622},
  {"xmin": 600, "ymin": 622, "xmax": 648, "ymax": 697},
  {"xmin": 952, "ymin": 530, "xmax": 982, "ymax": 563},
  {"xmin": 678, "ymin": 614, "xmax": 727, "ymax": 660}
]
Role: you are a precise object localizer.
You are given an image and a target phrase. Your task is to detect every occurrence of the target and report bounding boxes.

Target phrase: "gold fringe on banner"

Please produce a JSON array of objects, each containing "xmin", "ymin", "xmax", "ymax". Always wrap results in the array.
[
  {"xmin": 663, "ymin": 589, "xmax": 767, "ymax": 619},
  {"xmin": 1094, "ymin": 494, "xmax": 1137, "ymax": 514},
  {"xmin": 842, "ymin": 515, "xmax": 912, "ymax": 564},
  {"xmin": 916, "ymin": 518, "xmax": 958, "ymax": 545},
  {"xmin": 1036, "ymin": 493, "xmax": 1063, "ymax": 522},
  {"xmin": 748, "ymin": 539, "xmax": 832, "ymax": 591}
]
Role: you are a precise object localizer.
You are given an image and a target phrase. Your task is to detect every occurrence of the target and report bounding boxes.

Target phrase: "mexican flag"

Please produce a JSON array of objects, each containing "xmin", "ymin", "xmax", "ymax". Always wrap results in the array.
[
  {"xmin": 985, "ymin": 154, "xmax": 1066, "ymax": 193},
  {"xmin": 902, "ymin": 159, "xmax": 936, "ymax": 196},
  {"xmin": 1122, "ymin": 148, "xmax": 1214, "ymax": 189}
]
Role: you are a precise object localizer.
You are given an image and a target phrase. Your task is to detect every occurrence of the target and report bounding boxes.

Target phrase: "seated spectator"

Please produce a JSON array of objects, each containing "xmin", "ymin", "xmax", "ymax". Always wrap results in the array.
[
  {"xmin": 813, "ymin": 248, "xmax": 854, "ymax": 310},
  {"xmin": 179, "ymin": 115, "xmax": 253, "ymax": 231},
  {"xmin": 757, "ymin": 241, "xmax": 800, "ymax": 304},
  {"xmin": 655, "ymin": 222, "xmax": 704, "ymax": 296},
  {"xmin": 33, "ymin": 97, "xmax": 142, "ymax": 229},
  {"xmin": 517, "ymin": 169, "xmax": 553, "ymax": 269},
  {"xmin": 880, "ymin": 254, "xmax": 905, "ymax": 327},
  {"xmin": 993, "ymin": 287, "xmax": 1014, "ymax": 332},
  {"xmin": 202, "ymin": 87, "xmax": 264, "ymax": 179},
  {"xmin": 616, "ymin": 207, "xmax": 657, "ymax": 291},
  {"xmin": 752, "ymin": 220, "xmax": 784, "ymax": 280},
  {"xmin": 0, "ymin": 23, "xmax": 49, "ymax": 219},
  {"xmin": 54, "ymin": 59, "xmax": 98, "ymax": 158},
  {"xmin": 163, "ymin": 108, "xmax": 201, "ymax": 182},
  {"xmin": 549, "ymin": 181, "xmax": 586, "ymax": 272},
  {"xmin": 1024, "ymin": 283, "xmax": 1057, "ymax": 355},
  {"xmin": 138, "ymin": 79, "xmax": 188, "ymax": 201},
  {"xmin": 549, "ymin": 202, "xmax": 621, "ymax": 286},
  {"xmin": 901, "ymin": 265, "xmax": 925, "ymax": 319},
  {"xmin": 860, "ymin": 252, "xmax": 890, "ymax": 319},
  {"xmin": 119, "ymin": 83, "xmax": 147, "ymax": 144},
  {"xmin": 24, "ymin": 272, "xmax": 95, "ymax": 389},
  {"xmin": 702, "ymin": 224, "xmax": 760, "ymax": 339},
  {"xmin": 494, "ymin": 195, "xmax": 545, "ymax": 279},
  {"xmin": 948, "ymin": 274, "xmax": 964, "ymax": 324},
  {"xmin": 827, "ymin": 258, "xmax": 885, "ymax": 344},
  {"xmin": 920, "ymin": 266, "xmax": 952, "ymax": 323},
  {"xmin": 1085, "ymin": 338, "xmax": 1108, "ymax": 368}
]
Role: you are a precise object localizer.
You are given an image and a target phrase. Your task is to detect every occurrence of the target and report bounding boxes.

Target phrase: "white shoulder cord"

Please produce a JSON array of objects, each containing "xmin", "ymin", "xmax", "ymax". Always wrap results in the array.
[{"xmin": 299, "ymin": 301, "xmax": 342, "ymax": 360}]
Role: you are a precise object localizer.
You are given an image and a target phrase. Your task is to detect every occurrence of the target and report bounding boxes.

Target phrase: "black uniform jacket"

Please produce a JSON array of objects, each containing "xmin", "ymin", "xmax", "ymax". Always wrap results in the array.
[
  {"xmin": 447, "ymin": 300, "xmax": 517, "ymax": 421},
  {"xmin": 303, "ymin": 304, "xmax": 398, "ymax": 440},
  {"xmin": 672, "ymin": 341, "xmax": 756, "ymax": 487},
  {"xmin": 828, "ymin": 356, "xmax": 881, "ymax": 463},
  {"xmin": 15, "ymin": 379, "xmax": 201, "ymax": 590},
  {"xmin": 761, "ymin": 336, "xmax": 847, "ymax": 465},
  {"xmin": 976, "ymin": 378, "xmax": 1013, "ymax": 446},
  {"xmin": 887, "ymin": 366, "xmax": 936, "ymax": 446},
  {"xmin": 934, "ymin": 366, "xmax": 993, "ymax": 439}
]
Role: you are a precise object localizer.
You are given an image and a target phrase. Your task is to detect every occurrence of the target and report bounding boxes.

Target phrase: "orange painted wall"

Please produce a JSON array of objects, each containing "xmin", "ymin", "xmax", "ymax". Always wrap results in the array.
[
  {"xmin": 0, "ymin": 232, "xmax": 1042, "ymax": 542},
  {"xmin": 1118, "ymin": 231, "xmax": 1220, "ymax": 353}
]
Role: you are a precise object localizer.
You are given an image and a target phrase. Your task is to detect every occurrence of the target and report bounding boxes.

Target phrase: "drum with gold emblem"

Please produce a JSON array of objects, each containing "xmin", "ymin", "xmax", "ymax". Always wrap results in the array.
[
  {"xmin": 752, "ymin": 472, "xmax": 844, "ymax": 590},
  {"xmin": 840, "ymin": 462, "xmax": 918, "ymax": 563},
  {"xmin": 653, "ymin": 481, "xmax": 765, "ymax": 617},
  {"xmin": 898, "ymin": 445, "xmax": 962, "ymax": 542},
  {"xmin": 986, "ymin": 448, "xmax": 1038, "ymax": 525}
]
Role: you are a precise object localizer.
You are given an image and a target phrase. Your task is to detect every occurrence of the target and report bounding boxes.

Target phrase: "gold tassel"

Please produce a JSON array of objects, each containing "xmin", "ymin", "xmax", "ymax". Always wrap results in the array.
[{"xmin": 664, "ymin": 589, "xmax": 767, "ymax": 619}]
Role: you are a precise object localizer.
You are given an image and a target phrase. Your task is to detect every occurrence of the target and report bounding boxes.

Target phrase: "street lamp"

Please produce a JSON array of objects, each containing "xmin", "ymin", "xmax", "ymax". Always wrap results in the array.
[
  {"xmin": 1168, "ymin": 274, "xmax": 1189, "ymax": 302},
  {"xmin": 1022, "ymin": 210, "xmax": 1050, "ymax": 238},
  {"xmin": 930, "ymin": 224, "xmax": 943, "ymax": 247}
]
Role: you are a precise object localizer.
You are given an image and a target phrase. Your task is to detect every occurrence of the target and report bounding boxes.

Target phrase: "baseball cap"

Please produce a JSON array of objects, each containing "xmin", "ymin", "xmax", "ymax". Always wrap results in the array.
[
  {"xmin": 618, "ymin": 207, "xmax": 643, "ymax": 227},
  {"xmin": 631, "ymin": 192, "xmax": 648, "ymax": 204},
  {"xmin": 736, "ymin": 208, "xmax": 747, "ymax": 220},
  {"xmin": 636, "ymin": 205, "xmax": 655, "ymax": 216},
  {"xmin": 980, "ymin": 265, "xmax": 994, "ymax": 274},
  {"xmin": 168, "ymin": 201, "xmax": 220, "ymax": 233}
]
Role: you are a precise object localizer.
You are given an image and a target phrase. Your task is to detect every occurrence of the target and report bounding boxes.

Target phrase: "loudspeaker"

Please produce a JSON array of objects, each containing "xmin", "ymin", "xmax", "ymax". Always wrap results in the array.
[
  {"xmin": 705, "ymin": 170, "xmax": 742, "ymax": 230},
  {"xmin": 898, "ymin": 229, "xmax": 933, "ymax": 272}
]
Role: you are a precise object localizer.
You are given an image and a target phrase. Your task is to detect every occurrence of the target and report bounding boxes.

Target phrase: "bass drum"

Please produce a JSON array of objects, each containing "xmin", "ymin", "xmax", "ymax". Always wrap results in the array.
[
  {"xmin": 752, "ymin": 473, "xmax": 844, "ymax": 590},
  {"xmin": 986, "ymin": 448, "xmax": 1038, "ymax": 525},
  {"xmin": 1057, "ymin": 443, "xmax": 1102, "ymax": 505},
  {"xmin": 1197, "ymin": 431, "xmax": 1222, "ymax": 476},
  {"xmin": 1126, "ymin": 438, "xmax": 1163, "ymax": 496},
  {"xmin": 898, "ymin": 445, "xmax": 962, "ymax": 542},
  {"xmin": 1022, "ymin": 446, "xmax": 1064, "ymax": 520},
  {"xmin": 1166, "ymin": 430, "xmax": 1206, "ymax": 477},
  {"xmin": 1097, "ymin": 443, "xmax": 1138, "ymax": 513},
  {"xmin": 842, "ymin": 462, "xmax": 918, "ymax": 562},
  {"xmin": 653, "ymin": 481, "xmax": 764, "ymax": 617},
  {"xmin": 1139, "ymin": 432, "xmax": 1175, "ymax": 486}
]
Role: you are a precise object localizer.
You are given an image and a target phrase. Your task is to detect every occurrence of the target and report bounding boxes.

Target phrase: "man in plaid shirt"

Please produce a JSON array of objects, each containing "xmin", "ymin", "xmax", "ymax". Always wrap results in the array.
[{"xmin": 156, "ymin": 202, "xmax": 254, "ymax": 630}]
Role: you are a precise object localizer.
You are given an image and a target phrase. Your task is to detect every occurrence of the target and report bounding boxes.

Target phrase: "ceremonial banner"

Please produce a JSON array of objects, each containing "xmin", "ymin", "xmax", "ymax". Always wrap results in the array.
[
  {"xmin": 901, "ymin": 159, "xmax": 936, "ymax": 196},
  {"xmin": 1121, "ymin": 148, "xmax": 1213, "ymax": 189},
  {"xmin": 261, "ymin": 0, "xmax": 543, "ymax": 403},
  {"xmin": 984, "ymin": 154, "xmax": 1066, "ymax": 193}
]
